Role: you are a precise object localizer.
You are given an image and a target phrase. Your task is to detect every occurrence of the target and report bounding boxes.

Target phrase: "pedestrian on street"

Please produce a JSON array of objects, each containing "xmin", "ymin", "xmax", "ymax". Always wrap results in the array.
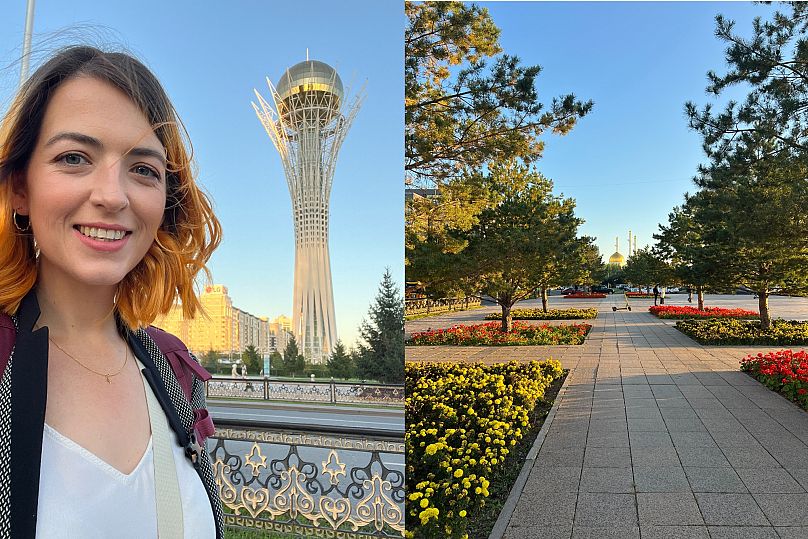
[
  {"xmin": 660, "ymin": 285, "xmax": 666, "ymax": 305},
  {"xmin": 653, "ymin": 284, "xmax": 660, "ymax": 306},
  {"xmin": 687, "ymin": 286, "xmax": 693, "ymax": 303}
]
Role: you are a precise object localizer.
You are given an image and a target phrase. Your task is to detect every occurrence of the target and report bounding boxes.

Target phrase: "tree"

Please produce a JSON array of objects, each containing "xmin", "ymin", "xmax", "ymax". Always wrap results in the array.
[
  {"xmin": 654, "ymin": 196, "xmax": 733, "ymax": 310},
  {"xmin": 685, "ymin": 3, "xmax": 808, "ymax": 162},
  {"xmin": 241, "ymin": 345, "xmax": 261, "ymax": 376},
  {"xmin": 355, "ymin": 269, "xmax": 404, "ymax": 384},
  {"xmin": 327, "ymin": 340, "xmax": 355, "ymax": 380},
  {"xmin": 456, "ymin": 159, "xmax": 587, "ymax": 329},
  {"xmin": 281, "ymin": 336, "xmax": 305, "ymax": 378},
  {"xmin": 622, "ymin": 248, "xmax": 672, "ymax": 291},
  {"xmin": 405, "ymin": 2, "xmax": 592, "ymax": 288},
  {"xmin": 684, "ymin": 5, "xmax": 808, "ymax": 327},
  {"xmin": 200, "ymin": 349, "xmax": 219, "ymax": 374},
  {"xmin": 406, "ymin": 2, "xmax": 593, "ymax": 185}
]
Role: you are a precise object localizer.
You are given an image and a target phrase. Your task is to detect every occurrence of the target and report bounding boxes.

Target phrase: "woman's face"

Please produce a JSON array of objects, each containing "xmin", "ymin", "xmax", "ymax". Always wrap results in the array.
[{"xmin": 15, "ymin": 76, "xmax": 167, "ymax": 291}]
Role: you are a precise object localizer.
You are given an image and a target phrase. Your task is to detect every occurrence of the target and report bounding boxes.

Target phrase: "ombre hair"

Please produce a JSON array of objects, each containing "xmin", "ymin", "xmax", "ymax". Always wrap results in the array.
[{"xmin": 0, "ymin": 45, "xmax": 222, "ymax": 329}]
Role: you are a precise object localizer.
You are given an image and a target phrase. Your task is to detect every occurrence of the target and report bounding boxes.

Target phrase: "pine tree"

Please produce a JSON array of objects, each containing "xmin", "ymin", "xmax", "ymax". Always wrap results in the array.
[
  {"xmin": 327, "ymin": 340, "xmax": 355, "ymax": 380},
  {"xmin": 282, "ymin": 335, "xmax": 305, "ymax": 378},
  {"xmin": 356, "ymin": 269, "xmax": 404, "ymax": 384}
]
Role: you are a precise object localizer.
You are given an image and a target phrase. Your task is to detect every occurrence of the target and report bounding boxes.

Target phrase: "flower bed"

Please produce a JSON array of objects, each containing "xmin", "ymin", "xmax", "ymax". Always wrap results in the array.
[
  {"xmin": 484, "ymin": 308, "xmax": 598, "ymax": 320},
  {"xmin": 741, "ymin": 350, "xmax": 808, "ymax": 408},
  {"xmin": 676, "ymin": 318, "xmax": 808, "ymax": 346},
  {"xmin": 626, "ymin": 292, "xmax": 654, "ymax": 298},
  {"xmin": 407, "ymin": 321, "xmax": 591, "ymax": 346},
  {"xmin": 406, "ymin": 360, "xmax": 565, "ymax": 538},
  {"xmin": 562, "ymin": 293, "xmax": 606, "ymax": 299},
  {"xmin": 649, "ymin": 305, "xmax": 759, "ymax": 319}
]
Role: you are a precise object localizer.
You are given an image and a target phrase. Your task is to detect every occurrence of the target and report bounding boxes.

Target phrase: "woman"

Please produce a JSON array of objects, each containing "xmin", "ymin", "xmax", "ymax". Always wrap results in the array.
[{"xmin": 0, "ymin": 46, "xmax": 223, "ymax": 537}]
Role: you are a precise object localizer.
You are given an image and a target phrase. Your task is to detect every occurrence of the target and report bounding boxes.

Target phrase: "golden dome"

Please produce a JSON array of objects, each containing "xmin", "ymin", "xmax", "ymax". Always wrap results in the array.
[{"xmin": 609, "ymin": 251, "xmax": 625, "ymax": 267}]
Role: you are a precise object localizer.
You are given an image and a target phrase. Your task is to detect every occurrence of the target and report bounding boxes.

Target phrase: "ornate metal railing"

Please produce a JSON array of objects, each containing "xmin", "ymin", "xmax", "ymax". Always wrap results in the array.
[
  {"xmin": 206, "ymin": 378, "xmax": 403, "ymax": 407},
  {"xmin": 210, "ymin": 425, "xmax": 405, "ymax": 537},
  {"xmin": 405, "ymin": 296, "xmax": 481, "ymax": 317}
]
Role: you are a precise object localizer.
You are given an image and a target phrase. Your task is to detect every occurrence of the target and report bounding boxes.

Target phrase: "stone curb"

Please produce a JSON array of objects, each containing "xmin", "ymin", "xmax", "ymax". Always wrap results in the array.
[{"xmin": 487, "ymin": 367, "xmax": 575, "ymax": 539}]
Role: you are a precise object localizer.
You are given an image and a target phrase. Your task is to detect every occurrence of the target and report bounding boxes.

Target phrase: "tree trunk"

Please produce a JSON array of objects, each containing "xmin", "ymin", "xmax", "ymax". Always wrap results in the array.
[
  {"xmin": 541, "ymin": 286, "xmax": 549, "ymax": 312},
  {"xmin": 500, "ymin": 304, "xmax": 513, "ymax": 333},
  {"xmin": 758, "ymin": 288, "xmax": 770, "ymax": 330},
  {"xmin": 697, "ymin": 286, "xmax": 704, "ymax": 311}
]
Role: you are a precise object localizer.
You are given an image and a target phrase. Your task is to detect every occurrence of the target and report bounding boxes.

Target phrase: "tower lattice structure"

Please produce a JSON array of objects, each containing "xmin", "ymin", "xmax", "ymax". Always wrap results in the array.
[{"xmin": 253, "ymin": 60, "xmax": 361, "ymax": 363}]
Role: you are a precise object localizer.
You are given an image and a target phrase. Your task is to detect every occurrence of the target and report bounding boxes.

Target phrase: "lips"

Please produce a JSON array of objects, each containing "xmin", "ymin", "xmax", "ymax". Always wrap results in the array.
[{"xmin": 74, "ymin": 224, "xmax": 131, "ymax": 242}]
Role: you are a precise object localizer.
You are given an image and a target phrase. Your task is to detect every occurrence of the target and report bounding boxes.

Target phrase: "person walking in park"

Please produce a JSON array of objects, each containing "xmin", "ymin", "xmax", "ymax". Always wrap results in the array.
[
  {"xmin": 653, "ymin": 284, "xmax": 660, "ymax": 306},
  {"xmin": 0, "ymin": 45, "xmax": 223, "ymax": 537},
  {"xmin": 687, "ymin": 286, "xmax": 693, "ymax": 303},
  {"xmin": 660, "ymin": 285, "xmax": 666, "ymax": 305}
]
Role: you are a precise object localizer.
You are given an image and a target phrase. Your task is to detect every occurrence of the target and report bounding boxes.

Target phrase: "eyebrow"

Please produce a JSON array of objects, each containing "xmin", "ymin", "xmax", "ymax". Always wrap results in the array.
[{"xmin": 44, "ymin": 131, "xmax": 167, "ymax": 166}]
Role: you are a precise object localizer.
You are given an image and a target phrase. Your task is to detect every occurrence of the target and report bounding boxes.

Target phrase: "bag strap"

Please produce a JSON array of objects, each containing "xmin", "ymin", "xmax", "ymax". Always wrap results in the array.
[
  {"xmin": 140, "ymin": 361, "xmax": 184, "ymax": 538},
  {"xmin": 0, "ymin": 313, "xmax": 14, "ymax": 374}
]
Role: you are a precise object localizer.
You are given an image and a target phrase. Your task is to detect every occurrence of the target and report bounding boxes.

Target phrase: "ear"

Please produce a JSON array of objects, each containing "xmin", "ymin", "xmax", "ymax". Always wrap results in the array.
[{"xmin": 11, "ymin": 177, "xmax": 29, "ymax": 216}]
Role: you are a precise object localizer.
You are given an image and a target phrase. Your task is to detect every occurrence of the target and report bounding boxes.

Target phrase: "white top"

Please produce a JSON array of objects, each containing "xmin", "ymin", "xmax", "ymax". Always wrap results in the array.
[{"xmin": 35, "ymin": 367, "xmax": 216, "ymax": 538}]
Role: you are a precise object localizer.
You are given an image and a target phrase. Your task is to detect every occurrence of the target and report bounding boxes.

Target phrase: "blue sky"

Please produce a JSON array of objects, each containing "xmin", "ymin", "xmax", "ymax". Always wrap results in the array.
[
  {"xmin": 0, "ymin": 0, "xmax": 404, "ymax": 348},
  {"xmin": 481, "ymin": 1, "xmax": 774, "ymax": 262}
]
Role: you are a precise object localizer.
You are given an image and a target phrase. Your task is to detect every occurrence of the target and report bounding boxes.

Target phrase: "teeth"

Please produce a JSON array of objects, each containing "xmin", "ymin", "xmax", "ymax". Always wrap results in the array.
[{"xmin": 78, "ymin": 226, "xmax": 126, "ymax": 241}]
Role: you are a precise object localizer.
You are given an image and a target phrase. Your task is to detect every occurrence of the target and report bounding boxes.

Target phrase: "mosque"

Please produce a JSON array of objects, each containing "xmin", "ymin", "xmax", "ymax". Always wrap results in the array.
[{"xmin": 607, "ymin": 230, "xmax": 637, "ymax": 274}]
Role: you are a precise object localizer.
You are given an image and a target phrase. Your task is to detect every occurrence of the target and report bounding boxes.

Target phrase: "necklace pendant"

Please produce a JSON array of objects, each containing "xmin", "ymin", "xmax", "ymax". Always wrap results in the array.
[{"xmin": 105, "ymin": 375, "xmax": 111, "ymax": 384}]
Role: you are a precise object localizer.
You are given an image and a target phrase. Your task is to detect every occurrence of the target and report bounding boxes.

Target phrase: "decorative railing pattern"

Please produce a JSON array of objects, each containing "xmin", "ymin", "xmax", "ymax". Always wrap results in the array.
[
  {"xmin": 405, "ymin": 296, "xmax": 481, "ymax": 317},
  {"xmin": 210, "ymin": 426, "xmax": 405, "ymax": 537},
  {"xmin": 206, "ymin": 378, "xmax": 404, "ymax": 407}
]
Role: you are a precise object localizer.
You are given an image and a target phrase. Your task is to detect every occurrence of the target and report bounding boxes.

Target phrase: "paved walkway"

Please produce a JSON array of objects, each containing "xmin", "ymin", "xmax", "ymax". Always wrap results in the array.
[{"xmin": 405, "ymin": 295, "xmax": 808, "ymax": 538}]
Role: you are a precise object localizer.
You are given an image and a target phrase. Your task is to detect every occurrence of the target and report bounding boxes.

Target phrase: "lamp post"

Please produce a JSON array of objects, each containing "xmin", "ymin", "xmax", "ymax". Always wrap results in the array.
[{"xmin": 19, "ymin": 0, "xmax": 36, "ymax": 87}]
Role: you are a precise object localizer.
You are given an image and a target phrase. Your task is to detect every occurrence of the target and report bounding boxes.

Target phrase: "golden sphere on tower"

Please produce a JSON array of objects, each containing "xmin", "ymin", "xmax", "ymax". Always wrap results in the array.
[{"xmin": 609, "ymin": 251, "xmax": 625, "ymax": 267}]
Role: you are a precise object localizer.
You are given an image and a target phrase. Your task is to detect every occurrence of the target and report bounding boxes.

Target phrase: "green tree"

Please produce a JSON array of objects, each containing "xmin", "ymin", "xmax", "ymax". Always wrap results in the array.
[
  {"xmin": 684, "ymin": 4, "xmax": 808, "ymax": 327},
  {"xmin": 355, "ymin": 269, "xmax": 404, "ymax": 384},
  {"xmin": 622, "ymin": 248, "xmax": 672, "ymax": 291},
  {"xmin": 327, "ymin": 340, "xmax": 355, "ymax": 380},
  {"xmin": 457, "ymin": 160, "xmax": 587, "ymax": 329},
  {"xmin": 281, "ymin": 336, "xmax": 305, "ymax": 378},
  {"xmin": 405, "ymin": 2, "xmax": 592, "ymax": 293},
  {"xmin": 200, "ymin": 349, "xmax": 219, "ymax": 374},
  {"xmin": 405, "ymin": 1, "xmax": 593, "ymax": 185},
  {"xmin": 241, "ymin": 345, "xmax": 261, "ymax": 377},
  {"xmin": 685, "ymin": 3, "xmax": 808, "ymax": 161},
  {"xmin": 654, "ymin": 196, "xmax": 732, "ymax": 310}
]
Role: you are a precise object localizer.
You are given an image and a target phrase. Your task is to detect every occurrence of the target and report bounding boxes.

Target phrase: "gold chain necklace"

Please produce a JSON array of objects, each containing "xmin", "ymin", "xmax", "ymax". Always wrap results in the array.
[{"xmin": 48, "ymin": 336, "xmax": 129, "ymax": 384}]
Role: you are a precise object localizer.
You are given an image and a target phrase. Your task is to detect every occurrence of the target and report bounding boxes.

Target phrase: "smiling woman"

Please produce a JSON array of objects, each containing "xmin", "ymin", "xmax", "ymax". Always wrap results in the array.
[{"xmin": 0, "ymin": 46, "xmax": 223, "ymax": 538}]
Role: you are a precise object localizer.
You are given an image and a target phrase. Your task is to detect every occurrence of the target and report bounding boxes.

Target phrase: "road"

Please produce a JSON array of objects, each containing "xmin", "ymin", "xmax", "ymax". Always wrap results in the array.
[{"xmin": 208, "ymin": 400, "xmax": 404, "ymax": 437}]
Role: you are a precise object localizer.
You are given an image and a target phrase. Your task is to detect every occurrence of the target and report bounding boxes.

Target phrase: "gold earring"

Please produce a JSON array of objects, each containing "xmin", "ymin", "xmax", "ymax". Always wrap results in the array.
[{"xmin": 12, "ymin": 210, "xmax": 30, "ymax": 232}]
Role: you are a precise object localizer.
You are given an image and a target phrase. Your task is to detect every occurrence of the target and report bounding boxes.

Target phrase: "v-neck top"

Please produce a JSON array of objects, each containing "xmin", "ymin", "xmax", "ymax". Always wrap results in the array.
[{"xmin": 34, "ymin": 360, "xmax": 216, "ymax": 539}]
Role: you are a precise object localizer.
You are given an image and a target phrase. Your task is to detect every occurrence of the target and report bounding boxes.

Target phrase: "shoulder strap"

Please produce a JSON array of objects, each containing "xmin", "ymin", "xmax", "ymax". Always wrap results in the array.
[
  {"xmin": 0, "ymin": 313, "xmax": 15, "ymax": 375},
  {"xmin": 144, "ymin": 325, "xmax": 212, "ymax": 402}
]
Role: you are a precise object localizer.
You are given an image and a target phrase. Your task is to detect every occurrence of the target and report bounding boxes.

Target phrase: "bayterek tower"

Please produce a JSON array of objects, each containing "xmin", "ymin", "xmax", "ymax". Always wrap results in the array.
[{"xmin": 253, "ymin": 59, "xmax": 361, "ymax": 362}]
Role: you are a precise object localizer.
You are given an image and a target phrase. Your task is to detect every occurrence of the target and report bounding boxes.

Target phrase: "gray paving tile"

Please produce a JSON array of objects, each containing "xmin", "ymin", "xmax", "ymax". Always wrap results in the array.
[
  {"xmin": 753, "ymin": 493, "xmax": 808, "ymax": 526},
  {"xmin": 721, "ymin": 446, "xmax": 781, "ymax": 468},
  {"xmin": 631, "ymin": 446, "xmax": 681, "ymax": 467},
  {"xmin": 523, "ymin": 466, "xmax": 581, "ymax": 493},
  {"xmin": 685, "ymin": 467, "xmax": 748, "ymax": 493},
  {"xmin": 735, "ymin": 467, "xmax": 806, "ymax": 493},
  {"xmin": 638, "ymin": 492, "xmax": 704, "ymax": 526},
  {"xmin": 776, "ymin": 527, "xmax": 808, "ymax": 538},
  {"xmin": 584, "ymin": 446, "xmax": 631, "ymax": 468},
  {"xmin": 509, "ymin": 491, "xmax": 577, "ymax": 526},
  {"xmin": 676, "ymin": 445, "xmax": 731, "ymax": 467},
  {"xmin": 707, "ymin": 527, "xmax": 779, "ymax": 538},
  {"xmin": 574, "ymin": 493, "xmax": 637, "ymax": 525},
  {"xmin": 629, "ymin": 431, "xmax": 674, "ymax": 448},
  {"xmin": 695, "ymin": 493, "xmax": 769, "ymax": 525},
  {"xmin": 572, "ymin": 526, "xmax": 639, "ymax": 538},
  {"xmin": 579, "ymin": 467, "xmax": 634, "ymax": 493},
  {"xmin": 504, "ymin": 525, "xmax": 572, "ymax": 539},
  {"xmin": 639, "ymin": 526, "xmax": 709, "ymax": 539},
  {"xmin": 634, "ymin": 466, "xmax": 690, "ymax": 492},
  {"xmin": 628, "ymin": 418, "xmax": 668, "ymax": 431}
]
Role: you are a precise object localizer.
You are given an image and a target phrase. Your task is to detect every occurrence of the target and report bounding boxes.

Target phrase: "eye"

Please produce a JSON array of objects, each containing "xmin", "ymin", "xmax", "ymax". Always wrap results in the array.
[
  {"xmin": 58, "ymin": 152, "xmax": 88, "ymax": 166},
  {"xmin": 132, "ymin": 164, "xmax": 161, "ymax": 180}
]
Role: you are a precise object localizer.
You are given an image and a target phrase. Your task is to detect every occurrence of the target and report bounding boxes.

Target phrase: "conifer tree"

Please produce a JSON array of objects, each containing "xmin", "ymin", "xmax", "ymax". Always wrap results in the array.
[
  {"xmin": 327, "ymin": 340, "xmax": 355, "ymax": 380},
  {"xmin": 356, "ymin": 269, "xmax": 404, "ymax": 384}
]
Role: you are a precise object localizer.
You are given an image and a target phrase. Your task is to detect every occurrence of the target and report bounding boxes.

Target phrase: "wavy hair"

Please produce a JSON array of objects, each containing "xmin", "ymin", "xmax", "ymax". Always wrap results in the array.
[{"xmin": 0, "ymin": 45, "xmax": 221, "ymax": 328}]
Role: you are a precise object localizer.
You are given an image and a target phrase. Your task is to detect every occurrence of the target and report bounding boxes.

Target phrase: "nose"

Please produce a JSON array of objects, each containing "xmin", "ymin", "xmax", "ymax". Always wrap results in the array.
[{"xmin": 89, "ymin": 161, "xmax": 130, "ymax": 211}]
